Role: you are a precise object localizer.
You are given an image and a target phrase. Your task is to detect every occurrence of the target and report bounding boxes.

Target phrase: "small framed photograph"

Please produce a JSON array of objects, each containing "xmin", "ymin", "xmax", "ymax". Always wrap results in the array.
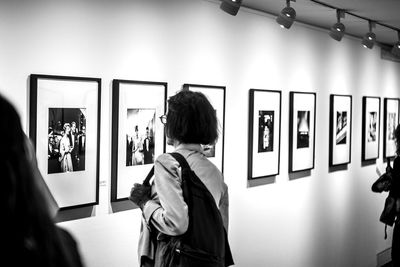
[
  {"xmin": 329, "ymin": 94, "xmax": 352, "ymax": 166},
  {"xmin": 289, "ymin": 92, "xmax": 316, "ymax": 172},
  {"xmin": 111, "ymin": 79, "xmax": 167, "ymax": 202},
  {"xmin": 362, "ymin": 96, "xmax": 381, "ymax": 161},
  {"xmin": 383, "ymin": 98, "xmax": 400, "ymax": 159},
  {"xmin": 248, "ymin": 89, "xmax": 281, "ymax": 179},
  {"xmin": 29, "ymin": 74, "xmax": 101, "ymax": 210},
  {"xmin": 182, "ymin": 83, "xmax": 225, "ymax": 172}
]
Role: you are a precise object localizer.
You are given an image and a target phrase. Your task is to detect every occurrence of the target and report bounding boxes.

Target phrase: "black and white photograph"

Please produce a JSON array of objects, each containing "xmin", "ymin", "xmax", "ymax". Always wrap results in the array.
[
  {"xmin": 336, "ymin": 111, "xmax": 347, "ymax": 145},
  {"xmin": 126, "ymin": 108, "xmax": 155, "ymax": 166},
  {"xmin": 329, "ymin": 94, "xmax": 352, "ymax": 167},
  {"xmin": 384, "ymin": 98, "xmax": 400, "ymax": 158},
  {"xmin": 368, "ymin": 111, "xmax": 378, "ymax": 142},
  {"xmin": 297, "ymin": 110, "xmax": 310, "ymax": 148},
  {"xmin": 258, "ymin": 110, "xmax": 274, "ymax": 152},
  {"xmin": 289, "ymin": 92, "xmax": 316, "ymax": 172},
  {"xmin": 249, "ymin": 89, "xmax": 281, "ymax": 179},
  {"xmin": 203, "ymin": 144, "xmax": 216, "ymax": 157},
  {"xmin": 29, "ymin": 74, "xmax": 100, "ymax": 210},
  {"xmin": 182, "ymin": 83, "xmax": 225, "ymax": 172},
  {"xmin": 48, "ymin": 108, "xmax": 86, "ymax": 174},
  {"xmin": 362, "ymin": 96, "xmax": 380, "ymax": 161},
  {"xmin": 111, "ymin": 80, "xmax": 166, "ymax": 202}
]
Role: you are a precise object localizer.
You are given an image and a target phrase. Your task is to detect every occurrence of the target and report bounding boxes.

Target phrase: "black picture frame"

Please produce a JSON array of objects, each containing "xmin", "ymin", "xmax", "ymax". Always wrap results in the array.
[
  {"xmin": 329, "ymin": 94, "xmax": 352, "ymax": 167},
  {"xmin": 182, "ymin": 83, "xmax": 226, "ymax": 173},
  {"xmin": 362, "ymin": 96, "xmax": 381, "ymax": 161},
  {"xmin": 289, "ymin": 91, "xmax": 316, "ymax": 172},
  {"xmin": 111, "ymin": 79, "xmax": 167, "ymax": 202},
  {"xmin": 383, "ymin": 98, "xmax": 400, "ymax": 159},
  {"xmin": 29, "ymin": 74, "xmax": 101, "ymax": 210},
  {"xmin": 248, "ymin": 89, "xmax": 281, "ymax": 180}
]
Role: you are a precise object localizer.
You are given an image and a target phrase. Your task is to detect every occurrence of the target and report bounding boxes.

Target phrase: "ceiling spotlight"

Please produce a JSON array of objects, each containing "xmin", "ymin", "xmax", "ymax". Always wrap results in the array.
[
  {"xmin": 391, "ymin": 31, "xmax": 400, "ymax": 57},
  {"xmin": 329, "ymin": 9, "xmax": 346, "ymax": 41},
  {"xmin": 362, "ymin": 21, "xmax": 376, "ymax": 49},
  {"xmin": 276, "ymin": 0, "xmax": 296, "ymax": 29},
  {"xmin": 220, "ymin": 0, "xmax": 242, "ymax": 16}
]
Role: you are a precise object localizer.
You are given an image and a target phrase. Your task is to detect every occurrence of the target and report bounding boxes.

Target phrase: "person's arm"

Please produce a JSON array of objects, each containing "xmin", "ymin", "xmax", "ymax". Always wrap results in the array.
[{"xmin": 142, "ymin": 154, "xmax": 189, "ymax": 236}]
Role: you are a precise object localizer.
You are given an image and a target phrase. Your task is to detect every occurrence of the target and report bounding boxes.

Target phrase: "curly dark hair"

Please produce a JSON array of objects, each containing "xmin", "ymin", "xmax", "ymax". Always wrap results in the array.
[
  {"xmin": 165, "ymin": 90, "xmax": 219, "ymax": 145},
  {"xmin": 395, "ymin": 124, "xmax": 400, "ymax": 156}
]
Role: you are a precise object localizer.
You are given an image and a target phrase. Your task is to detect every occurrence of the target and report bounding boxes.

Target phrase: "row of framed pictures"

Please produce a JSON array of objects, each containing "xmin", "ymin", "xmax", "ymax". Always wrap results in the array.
[
  {"xmin": 29, "ymin": 74, "xmax": 225, "ymax": 210},
  {"xmin": 248, "ymin": 89, "xmax": 400, "ymax": 180},
  {"xmin": 29, "ymin": 73, "xmax": 399, "ymax": 210}
]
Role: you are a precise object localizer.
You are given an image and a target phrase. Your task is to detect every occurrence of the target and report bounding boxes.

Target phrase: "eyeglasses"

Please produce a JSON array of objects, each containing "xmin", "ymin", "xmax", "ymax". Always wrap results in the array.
[{"xmin": 159, "ymin": 115, "xmax": 167, "ymax": 125}]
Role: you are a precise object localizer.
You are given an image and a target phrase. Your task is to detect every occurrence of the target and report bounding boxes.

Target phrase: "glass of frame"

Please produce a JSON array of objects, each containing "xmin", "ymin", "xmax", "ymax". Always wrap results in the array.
[
  {"xmin": 329, "ymin": 94, "xmax": 352, "ymax": 167},
  {"xmin": 289, "ymin": 92, "xmax": 316, "ymax": 172},
  {"xmin": 29, "ymin": 74, "xmax": 101, "ymax": 210},
  {"xmin": 248, "ymin": 89, "xmax": 281, "ymax": 179},
  {"xmin": 362, "ymin": 96, "xmax": 381, "ymax": 161},
  {"xmin": 182, "ymin": 83, "xmax": 225, "ymax": 173},
  {"xmin": 383, "ymin": 98, "xmax": 400, "ymax": 159},
  {"xmin": 111, "ymin": 79, "xmax": 167, "ymax": 202}
]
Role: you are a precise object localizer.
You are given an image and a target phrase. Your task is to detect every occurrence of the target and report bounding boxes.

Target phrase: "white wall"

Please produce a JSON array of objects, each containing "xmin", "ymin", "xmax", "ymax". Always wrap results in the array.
[{"xmin": 1, "ymin": 0, "xmax": 399, "ymax": 266}]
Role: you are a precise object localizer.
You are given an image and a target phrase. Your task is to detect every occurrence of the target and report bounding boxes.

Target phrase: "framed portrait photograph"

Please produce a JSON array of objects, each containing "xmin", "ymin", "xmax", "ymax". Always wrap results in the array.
[
  {"xmin": 29, "ymin": 74, "xmax": 101, "ymax": 210},
  {"xmin": 362, "ymin": 96, "xmax": 381, "ymax": 161},
  {"xmin": 383, "ymin": 98, "xmax": 400, "ymax": 159},
  {"xmin": 111, "ymin": 79, "xmax": 167, "ymax": 202},
  {"xmin": 289, "ymin": 92, "xmax": 316, "ymax": 172},
  {"xmin": 248, "ymin": 89, "xmax": 281, "ymax": 179},
  {"xmin": 329, "ymin": 94, "xmax": 352, "ymax": 167},
  {"xmin": 182, "ymin": 83, "xmax": 225, "ymax": 172}
]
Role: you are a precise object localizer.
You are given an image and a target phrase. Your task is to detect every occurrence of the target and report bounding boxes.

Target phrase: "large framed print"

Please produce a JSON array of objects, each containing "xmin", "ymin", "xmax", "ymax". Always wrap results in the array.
[
  {"xmin": 329, "ymin": 94, "xmax": 352, "ymax": 167},
  {"xmin": 362, "ymin": 96, "xmax": 381, "ymax": 161},
  {"xmin": 248, "ymin": 89, "xmax": 281, "ymax": 179},
  {"xmin": 289, "ymin": 92, "xmax": 316, "ymax": 172},
  {"xmin": 111, "ymin": 80, "xmax": 167, "ymax": 202},
  {"xmin": 29, "ymin": 74, "xmax": 101, "ymax": 210},
  {"xmin": 182, "ymin": 84, "xmax": 225, "ymax": 172},
  {"xmin": 383, "ymin": 98, "xmax": 400, "ymax": 159}
]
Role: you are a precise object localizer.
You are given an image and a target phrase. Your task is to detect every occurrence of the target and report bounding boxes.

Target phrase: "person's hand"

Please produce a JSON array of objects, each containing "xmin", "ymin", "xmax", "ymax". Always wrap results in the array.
[{"xmin": 129, "ymin": 183, "xmax": 151, "ymax": 209}]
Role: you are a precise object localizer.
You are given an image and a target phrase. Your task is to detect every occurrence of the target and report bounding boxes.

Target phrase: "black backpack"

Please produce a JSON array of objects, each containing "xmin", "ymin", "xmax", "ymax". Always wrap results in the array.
[{"xmin": 156, "ymin": 152, "xmax": 234, "ymax": 267}]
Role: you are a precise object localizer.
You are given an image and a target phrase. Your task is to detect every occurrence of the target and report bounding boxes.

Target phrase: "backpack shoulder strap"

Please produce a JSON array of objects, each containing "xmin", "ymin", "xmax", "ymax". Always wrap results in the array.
[{"xmin": 169, "ymin": 152, "xmax": 190, "ymax": 171}]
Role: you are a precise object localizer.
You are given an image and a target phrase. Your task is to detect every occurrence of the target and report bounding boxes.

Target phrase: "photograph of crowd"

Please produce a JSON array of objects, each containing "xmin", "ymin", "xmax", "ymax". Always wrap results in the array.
[
  {"xmin": 48, "ymin": 108, "xmax": 86, "ymax": 174},
  {"xmin": 336, "ymin": 111, "xmax": 347, "ymax": 145},
  {"xmin": 368, "ymin": 111, "xmax": 378, "ymax": 142},
  {"xmin": 297, "ymin": 110, "xmax": 310, "ymax": 148},
  {"xmin": 388, "ymin": 112, "xmax": 397, "ymax": 141},
  {"xmin": 126, "ymin": 108, "xmax": 155, "ymax": 166},
  {"xmin": 258, "ymin": 110, "xmax": 274, "ymax": 152}
]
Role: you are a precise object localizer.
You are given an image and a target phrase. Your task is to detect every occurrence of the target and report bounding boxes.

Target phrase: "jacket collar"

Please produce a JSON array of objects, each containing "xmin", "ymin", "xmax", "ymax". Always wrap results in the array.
[{"xmin": 175, "ymin": 143, "xmax": 203, "ymax": 154}]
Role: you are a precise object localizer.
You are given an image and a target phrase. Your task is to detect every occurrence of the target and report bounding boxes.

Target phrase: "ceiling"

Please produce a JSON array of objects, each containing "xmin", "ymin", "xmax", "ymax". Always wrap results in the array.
[{"xmin": 239, "ymin": 0, "xmax": 400, "ymax": 47}]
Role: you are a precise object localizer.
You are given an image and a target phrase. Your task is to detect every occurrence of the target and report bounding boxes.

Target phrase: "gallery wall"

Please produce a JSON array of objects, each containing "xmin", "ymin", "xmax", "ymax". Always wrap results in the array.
[{"xmin": 1, "ymin": 0, "xmax": 400, "ymax": 266}]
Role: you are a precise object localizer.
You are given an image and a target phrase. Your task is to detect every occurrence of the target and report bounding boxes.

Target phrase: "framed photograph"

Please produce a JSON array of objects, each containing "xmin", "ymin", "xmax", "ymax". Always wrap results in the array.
[
  {"xmin": 29, "ymin": 74, "xmax": 101, "ymax": 210},
  {"xmin": 383, "ymin": 98, "xmax": 400, "ymax": 159},
  {"xmin": 289, "ymin": 92, "xmax": 316, "ymax": 172},
  {"xmin": 111, "ymin": 79, "xmax": 167, "ymax": 202},
  {"xmin": 362, "ymin": 96, "xmax": 381, "ymax": 161},
  {"xmin": 248, "ymin": 89, "xmax": 281, "ymax": 179},
  {"xmin": 329, "ymin": 94, "xmax": 352, "ymax": 166},
  {"xmin": 182, "ymin": 84, "xmax": 225, "ymax": 172}
]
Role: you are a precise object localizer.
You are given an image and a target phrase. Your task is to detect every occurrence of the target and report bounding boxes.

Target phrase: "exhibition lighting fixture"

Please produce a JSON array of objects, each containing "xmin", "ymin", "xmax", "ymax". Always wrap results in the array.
[
  {"xmin": 391, "ymin": 31, "xmax": 400, "ymax": 57},
  {"xmin": 329, "ymin": 9, "xmax": 345, "ymax": 41},
  {"xmin": 362, "ymin": 20, "xmax": 376, "ymax": 49},
  {"xmin": 219, "ymin": 0, "xmax": 400, "ymax": 56},
  {"xmin": 220, "ymin": 0, "xmax": 242, "ymax": 16},
  {"xmin": 276, "ymin": 0, "xmax": 296, "ymax": 29}
]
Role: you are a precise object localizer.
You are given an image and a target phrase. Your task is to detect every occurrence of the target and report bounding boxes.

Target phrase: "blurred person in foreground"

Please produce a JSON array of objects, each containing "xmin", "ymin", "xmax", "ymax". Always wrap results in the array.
[{"xmin": 0, "ymin": 94, "xmax": 84, "ymax": 267}]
